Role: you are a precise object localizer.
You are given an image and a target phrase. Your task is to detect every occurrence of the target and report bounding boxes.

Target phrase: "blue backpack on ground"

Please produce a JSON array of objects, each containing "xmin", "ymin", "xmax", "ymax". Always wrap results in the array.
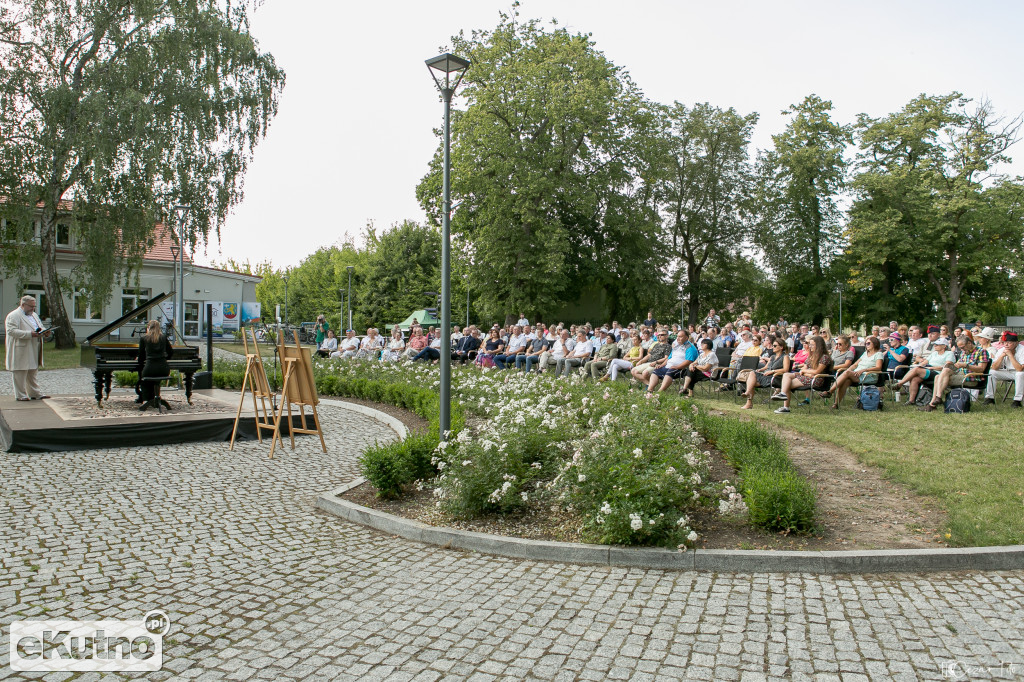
[
  {"xmin": 858, "ymin": 385, "xmax": 882, "ymax": 411},
  {"xmin": 944, "ymin": 388, "xmax": 972, "ymax": 414}
]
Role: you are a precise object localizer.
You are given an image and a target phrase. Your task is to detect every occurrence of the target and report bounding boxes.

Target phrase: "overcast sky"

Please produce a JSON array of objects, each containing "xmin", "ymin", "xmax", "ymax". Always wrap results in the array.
[{"xmin": 197, "ymin": 0, "xmax": 1024, "ymax": 270}]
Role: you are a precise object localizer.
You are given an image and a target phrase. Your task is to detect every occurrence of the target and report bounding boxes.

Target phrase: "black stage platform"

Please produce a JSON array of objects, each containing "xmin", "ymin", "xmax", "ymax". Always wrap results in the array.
[{"xmin": 0, "ymin": 389, "xmax": 310, "ymax": 453}]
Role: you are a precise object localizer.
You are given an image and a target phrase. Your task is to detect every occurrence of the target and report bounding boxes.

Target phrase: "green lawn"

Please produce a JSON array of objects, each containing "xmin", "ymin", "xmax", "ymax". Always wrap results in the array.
[
  {"xmin": 696, "ymin": 392, "xmax": 1023, "ymax": 547},
  {"xmin": 1, "ymin": 342, "xmax": 83, "ymax": 370}
]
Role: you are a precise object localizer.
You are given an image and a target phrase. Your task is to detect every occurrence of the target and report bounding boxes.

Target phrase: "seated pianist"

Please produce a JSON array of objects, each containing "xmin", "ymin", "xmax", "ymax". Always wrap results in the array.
[{"xmin": 137, "ymin": 320, "xmax": 174, "ymax": 408}]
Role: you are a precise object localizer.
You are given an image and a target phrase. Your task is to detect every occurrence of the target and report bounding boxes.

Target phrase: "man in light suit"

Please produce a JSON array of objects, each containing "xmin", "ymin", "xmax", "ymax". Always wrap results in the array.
[{"xmin": 5, "ymin": 295, "xmax": 51, "ymax": 401}]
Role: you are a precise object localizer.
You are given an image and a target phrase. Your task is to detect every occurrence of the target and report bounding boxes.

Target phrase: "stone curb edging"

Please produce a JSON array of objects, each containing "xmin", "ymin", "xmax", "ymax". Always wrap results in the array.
[{"xmin": 317, "ymin": 400, "xmax": 1024, "ymax": 573}]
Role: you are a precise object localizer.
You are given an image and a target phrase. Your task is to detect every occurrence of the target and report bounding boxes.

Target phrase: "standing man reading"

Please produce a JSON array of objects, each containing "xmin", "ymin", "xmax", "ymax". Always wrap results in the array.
[{"xmin": 5, "ymin": 295, "xmax": 51, "ymax": 401}]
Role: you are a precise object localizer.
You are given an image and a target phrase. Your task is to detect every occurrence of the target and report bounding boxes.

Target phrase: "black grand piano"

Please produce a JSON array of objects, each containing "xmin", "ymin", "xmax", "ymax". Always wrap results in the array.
[{"xmin": 80, "ymin": 291, "xmax": 202, "ymax": 406}]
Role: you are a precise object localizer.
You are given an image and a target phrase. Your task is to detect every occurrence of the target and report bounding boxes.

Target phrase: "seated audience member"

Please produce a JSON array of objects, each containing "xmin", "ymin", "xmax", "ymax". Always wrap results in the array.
[
  {"xmin": 603, "ymin": 332, "xmax": 644, "ymax": 382},
  {"xmin": 381, "ymin": 327, "xmax": 406, "ymax": 362},
  {"xmin": 585, "ymin": 329, "xmax": 619, "ymax": 378},
  {"xmin": 495, "ymin": 325, "xmax": 526, "ymax": 369},
  {"xmin": 920, "ymin": 325, "xmax": 941, "ymax": 355},
  {"xmin": 452, "ymin": 329, "xmax": 481, "ymax": 364},
  {"xmin": 877, "ymin": 328, "xmax": 891, "ymax": 349},
  {"xmin": 355, "ymin": 327, "xmax": 384, "ymax": 359},
  {"xmin": 772, "ymin": 335, "xmax": 833, "ymax": 414},
  {"xmin": 895, "ymin": 337, "xmax": 955, "ymax": 404},
  {"xmin": 475, "ymin": 329, "xmax": 504, "ymax": 368},
  {"xmin": 740, "ymin": 339, "xmax": 791, "ymax": 410},
  {"xmin": 519, "ymin": 332, "xmax": 552, "ymax": 372},
  {"xmin": 473, "ymin": 327, "xmax": 501, "ymax": 366},
  {"xmin": 820, "ymin": 336, "xmax": 884, "ymax": 410},
  {"xmin": 317, "ymin": 329, "xmax": 338, "ymax": 358},
  {"xmin": 848, "ymin": 330, "xmax": 860, "ymax": 346},
  {"xmin": 647, "ymin": 330, "xmax": 698, "ymax": 393},
  {"xmin": 450, "ymin": 325, "xmax": 463, "ymax": 346},
  {"xmin": 631, "ymin": 330, "xmax": 672, "ymax": 383},
  {"xmin": 332, "ymin": 329, "xmax": 361, "ymax": 359},
  {"xmin": 883, "ymin": 332, "xmax": 911, "ymax": 383},
  {"xmin": 982, "ymin": 331, "xmax": 1023, "ymax": 408},
  {"xmin": 974, "ymin": 327, "xmax": 996, "ymax": 361},
  {"xmin": 678, "ymin": 338, "xmax": 719, "ymax": 397},
  {"xmin": 819, "ymin": 328, "xmax": 834, "ymax": 353},
  {"xmin": 404, "ymin": 327, "xmax": 429, "ymax": 359},
  {"xmin": 411, "ymin": 330, "xmax": 443, "ymax": 362},
  {"xmin": 905, "ymin": 326, "xmax": 927, "ymax": 358},
  {"xmin": 924, "ymin": 335, "xmax": 989, "ymax": 411},
  {"xmin": 830, "ymin": 335, "xmax": 855, "ymax": 373},
  {"xmin": 557, "ymin": 331, "xmax": 592, "ymax": 377},
  {"xmin": 540, "ymin": 330, "xmax": 574, "ymax": 373}
]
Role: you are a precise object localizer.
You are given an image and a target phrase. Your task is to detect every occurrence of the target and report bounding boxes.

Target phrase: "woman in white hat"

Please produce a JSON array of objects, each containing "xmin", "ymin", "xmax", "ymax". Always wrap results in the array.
[{"xmin": 894, "ymin": 337, "xmax": 955, "ymax": 405}]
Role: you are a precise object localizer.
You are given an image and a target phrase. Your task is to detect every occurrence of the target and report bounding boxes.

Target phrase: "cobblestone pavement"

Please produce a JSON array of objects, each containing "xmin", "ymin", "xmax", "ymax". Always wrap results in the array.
[{"xmin": 2, "ymin": 370, "xmax": 1024, "ymax": 680}]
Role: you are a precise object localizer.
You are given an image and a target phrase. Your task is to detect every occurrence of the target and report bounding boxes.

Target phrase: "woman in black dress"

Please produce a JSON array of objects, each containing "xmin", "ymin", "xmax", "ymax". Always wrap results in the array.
[{"xmin": 138, "ymin": 319, "xmax": 174, "ymax": 408}]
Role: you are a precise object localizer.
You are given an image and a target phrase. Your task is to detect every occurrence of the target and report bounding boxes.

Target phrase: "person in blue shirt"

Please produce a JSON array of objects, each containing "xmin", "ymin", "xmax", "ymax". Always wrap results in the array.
[
  {"xmin": 647, "ymin": 329, "xmax": 699, "ymax": 393},
  {"xmin": 884, "ymin": 332, "xmax": 911, "ymax": 382}
]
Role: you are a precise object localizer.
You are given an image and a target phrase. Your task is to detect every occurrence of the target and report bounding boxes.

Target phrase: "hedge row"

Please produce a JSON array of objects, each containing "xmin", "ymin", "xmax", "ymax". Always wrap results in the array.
[{"xmin": 690, "ymin": 405, "xmax": 817, "ymax": 534}]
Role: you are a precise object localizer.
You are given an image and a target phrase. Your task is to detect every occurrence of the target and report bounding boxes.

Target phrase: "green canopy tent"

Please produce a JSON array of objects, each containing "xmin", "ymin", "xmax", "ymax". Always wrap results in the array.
[{"xmin": 385, "ymin": 309, "xmax": 445, "ymax": 333}]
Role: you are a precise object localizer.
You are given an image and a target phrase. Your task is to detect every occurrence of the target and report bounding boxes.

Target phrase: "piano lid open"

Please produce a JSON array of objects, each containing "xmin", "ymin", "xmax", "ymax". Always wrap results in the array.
[{"xmin": 83, "ymin": 291, "xmax": 175, "ymax": 345}]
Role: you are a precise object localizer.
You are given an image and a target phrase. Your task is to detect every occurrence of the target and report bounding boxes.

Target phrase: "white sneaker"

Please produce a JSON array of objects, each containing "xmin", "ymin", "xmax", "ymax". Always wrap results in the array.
[{"xmin": 774, "ymin": 406, "xmax": 790, "ymax": 414}]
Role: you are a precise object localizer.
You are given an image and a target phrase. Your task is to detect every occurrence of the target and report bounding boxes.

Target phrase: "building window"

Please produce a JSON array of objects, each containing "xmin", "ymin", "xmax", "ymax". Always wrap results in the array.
[
  {"xmin": 122, "ymin": 288, "xmax": 151, "ymax": 324},
  {"xmin": 56, "ymin": 223, "xmax": 71, "ymax": 247},
  {"xmin": 73, "ymin": 290, "xmax": 102, "ymax": 321}
]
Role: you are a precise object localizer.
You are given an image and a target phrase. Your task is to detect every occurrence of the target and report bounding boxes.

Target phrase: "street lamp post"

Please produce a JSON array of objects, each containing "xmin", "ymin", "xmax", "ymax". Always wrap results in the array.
[
  {"xmin": 340, "ymin": 288, "xmax": 345, "ymax": 333},
  {"xmin": 836, "ymin": 283, "xmax": 844, "ymax": 333},
  {"xmin": 347, "ymin": 265, "xmax": 354, "ymax": 331},
  {"xmin": 283, "ymin": 271, "xmax": 289, "ymax": 329},
  {"xmin": 426, "ymin": 52, "xmax": 470, "ymax": 439},
  {"xmin": 172, "ymin": 205, "xmax": 190, "ymax": 336}
]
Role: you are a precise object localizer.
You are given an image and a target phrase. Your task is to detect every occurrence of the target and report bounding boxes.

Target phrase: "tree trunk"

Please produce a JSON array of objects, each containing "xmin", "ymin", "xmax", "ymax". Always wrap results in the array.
[
  {"xmin": 39, "ymin": 210, "xmax": 76, "ymax": 349},
  {"xmin": 685, "ymin": 261, "xmax": 701, "ymax": 327}
]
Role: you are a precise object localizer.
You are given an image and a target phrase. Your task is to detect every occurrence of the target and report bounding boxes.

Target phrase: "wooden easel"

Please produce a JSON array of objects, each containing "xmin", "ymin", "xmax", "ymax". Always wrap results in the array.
[
  {"xmin": 267, "ymin": 330, "xmax": 327, "ymax": 458},
  {"xmin": 230, "ymin": 328, "xmax": 277, "ymax": 450}
]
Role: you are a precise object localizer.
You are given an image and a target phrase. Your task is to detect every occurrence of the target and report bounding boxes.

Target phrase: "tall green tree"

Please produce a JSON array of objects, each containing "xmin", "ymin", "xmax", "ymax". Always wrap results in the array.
[
  {"xmin": 846, "ymin": 93, "xmax": 1024, "ymax": 328},
  {"xmin": 416, "ymin": 9, "xmax": 662, "ymax": 324},
  {"xmin": 0, "ymin": 0, "xmax": 285, "ymax": 347},
  {"xmin": 755, "ymin": 95, "xmax": 851, "ymax": 325},
  {"xmin": 655, "ymin": 102, "xmax": 758, "ymax": 325},
  {"xmin": 355, "ymin": 221, "xmax": 441, "ymax": 329}
]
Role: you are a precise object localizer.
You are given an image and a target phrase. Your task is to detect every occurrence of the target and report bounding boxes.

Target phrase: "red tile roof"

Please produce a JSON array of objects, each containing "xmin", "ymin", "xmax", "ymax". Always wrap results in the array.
[{"xmin": 145, "ymin": 222, "xmax": 192, "ymax": 263}]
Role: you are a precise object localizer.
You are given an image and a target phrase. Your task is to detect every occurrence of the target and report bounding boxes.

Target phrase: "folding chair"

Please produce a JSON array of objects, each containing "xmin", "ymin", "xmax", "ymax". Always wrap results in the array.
[{"xmin": 711, "ymin": 356, "xmax": 759, "ymax": 401}]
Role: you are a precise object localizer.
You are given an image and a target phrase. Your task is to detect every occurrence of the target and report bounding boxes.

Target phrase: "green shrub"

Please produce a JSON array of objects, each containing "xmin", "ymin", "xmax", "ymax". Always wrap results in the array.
[
  {"xmin": 744, "ymin": 467, "xmax": 818, "ymax": 533},
  {"xmin": 113, "ymin": 370, "xmax": 181, "ymax": 387},
  {"xmin": 690, "ymin": 405, "xmax": 817, "ymax": 534},
  {"xmin": 361, "ymin": 442, "xmax": 407, "ymax": 499}
]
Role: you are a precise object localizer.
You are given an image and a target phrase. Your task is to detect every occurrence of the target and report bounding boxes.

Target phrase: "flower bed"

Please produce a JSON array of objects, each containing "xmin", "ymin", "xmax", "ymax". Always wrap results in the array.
[{"xmin": 211, "ymin": 357, "xmax": 817, "ymax": 547}]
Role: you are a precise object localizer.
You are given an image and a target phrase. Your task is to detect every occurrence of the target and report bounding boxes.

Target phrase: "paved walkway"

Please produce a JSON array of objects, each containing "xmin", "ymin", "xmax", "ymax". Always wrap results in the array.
[{"xmin": 2, "ymin": 370, "xmax": 1024, "ymax": 680}]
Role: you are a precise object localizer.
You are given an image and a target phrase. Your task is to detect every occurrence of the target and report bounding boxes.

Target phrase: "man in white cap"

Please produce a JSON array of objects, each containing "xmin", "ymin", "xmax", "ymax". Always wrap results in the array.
[{"xmin": 5, "ymin": 295, "xmax": 51, "ymax": 401}]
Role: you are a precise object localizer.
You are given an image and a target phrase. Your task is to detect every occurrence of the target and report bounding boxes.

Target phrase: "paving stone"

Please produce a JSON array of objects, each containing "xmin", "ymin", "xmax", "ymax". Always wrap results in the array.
[{"xmin": 3, "ymin": 368, "xmax": 1024, "ymax": 680}]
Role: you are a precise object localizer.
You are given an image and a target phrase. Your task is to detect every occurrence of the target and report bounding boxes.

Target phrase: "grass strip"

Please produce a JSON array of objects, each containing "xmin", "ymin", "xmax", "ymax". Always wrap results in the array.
[
  {"xmin": 699, "ymin": 396, "xmax": 1023, "ymax": 547},
  {"xmin": 690, "ymin": 404, "xmax": 818, "ymax": 534}
]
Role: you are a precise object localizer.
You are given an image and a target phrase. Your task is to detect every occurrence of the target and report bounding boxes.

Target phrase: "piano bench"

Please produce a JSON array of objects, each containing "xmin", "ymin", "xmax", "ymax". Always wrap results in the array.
[{"xmin": 140, "ymin": 376, "xmax": 174, "ymax": 413}]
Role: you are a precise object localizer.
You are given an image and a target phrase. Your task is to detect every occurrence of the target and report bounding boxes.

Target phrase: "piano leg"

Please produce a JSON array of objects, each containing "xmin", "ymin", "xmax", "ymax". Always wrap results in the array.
[
  {"xmin": 104, "ymin": 373, "xmax": 113, "ymax": 401},
  {"xmin": 93, "ymin": 371, "xmax": 104, "ymax": 407},
  {"xmin": 184, "ymin": 371, "xmax": 195, "ymax": 405}
]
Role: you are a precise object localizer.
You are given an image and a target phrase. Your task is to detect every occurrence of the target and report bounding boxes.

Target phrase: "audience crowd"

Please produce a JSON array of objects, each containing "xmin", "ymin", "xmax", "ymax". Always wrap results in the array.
[{"xmin": 314, "ymin": 310, "xmax": 1024, "ymax": 413}]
